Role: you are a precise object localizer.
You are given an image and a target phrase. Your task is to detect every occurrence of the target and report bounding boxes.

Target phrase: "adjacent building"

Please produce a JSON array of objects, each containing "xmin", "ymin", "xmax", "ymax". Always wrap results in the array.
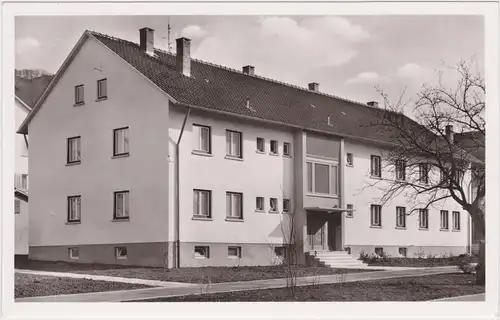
[{"xmin": 18, "ymin": 28, "xmax": 472, "ymax": 267}]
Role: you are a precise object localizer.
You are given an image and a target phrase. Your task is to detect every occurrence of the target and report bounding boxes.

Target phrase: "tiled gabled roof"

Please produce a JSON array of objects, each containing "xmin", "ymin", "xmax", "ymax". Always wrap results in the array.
[
  {"xmin": 90, "ymin": 31, "xmax": 418, "ymax": 145},
  {"xmin": 15, "ymin": 74, "xmax": 54, "ymax": 108}
]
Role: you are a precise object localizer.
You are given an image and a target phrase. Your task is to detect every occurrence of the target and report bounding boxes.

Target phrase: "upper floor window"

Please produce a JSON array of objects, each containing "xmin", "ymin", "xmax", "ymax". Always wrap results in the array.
[
  {"xmin": 283, "ymin": 142, "xmax": 291, "ymax": 156},
  {"xmin": 67, "ymin": 195, "xmax": 81, "ymax": 223},
  {"xmin": 419, "ymin": 209, "xmax": 429, "ymax": 229},
  {"xmin": 67, "ymin": 136, "xmax": 81, "ymax": 164},
  {"xmin": 440, "ymin": 210, "xmax": 449, "ymax": 230},
  {"xmin": 370, "ymin": 155, "xmax": 381, "ymax": 178},
  {"xmin": 346, "ymin": 153, "xmax": 354, "ymax": 166},
  {"xmin": 113, "ymin": 127, "xmax": 129, "ymax": 156},
  {"xmin": 226, "ymin": 130, "xmax": 242, "ymax": 158},
  {"xmin": 306, "ymin": 161, "xmax": 339, "ymax": 196},
  {"xmin": 452, "ymin": 211, "xmax": 461, "ymax": 231},
  {"xmin": 226, "ymin": 192, "xmax": 243, "ymax": 219},
  {"xmin": 15, "ymin": 173, "xmax": 29, "ymax": 190},
  {"xmin": 370, "ymin": 205, "xmax": 382, "ymax": 227},
  {"xmin": 256, "ymin": 197, "xmax": 264, "ymax": 212},
  {"xmin": 74, "ymin": 85, "xmax": 84, "ymax": 105},
  {"xmin": 346, "ymin": 204, "xmax": 354, "ymax": 218},
  {"xmin": 269, "ymin": 198, "xmax": 278, "ymax": 212},
  {"xmin": 454, "ymin": 170, "xmax": 464, "ymax": 185},
  {"xmin": 395, "ymin": 160, "xmax": 406, "ymax": 181},
  {"xmin": 193, "ymin": 189, "xmax": 211, "ymax": 218},
  {"xmin": 97, "ymin": 78, "xmax": 107, "ymax": 100},
  {"xmin": 193, "ymin": 124, "xmax": 211, "ymax": 154},
  {"xmin": 114, "ymin": 191, "xmax": 130, "ymax": 220},
  {"xmin": 419, "ymin": 163, "xmax": 429, "ymax": 184},
  {"xmin": 256, "ymin": 137, "xmax": 265, "ymax": 153},
  {"xmin": 270, "ymin": 140, "xmax": 278, "ymax": 155},
  {"xmin": 283, "ymin": 199, "xmax": 291, "ymax": 213},
  {"xmin": 396, "ymin": 206, "xmax": 406, "ymax": 228}
]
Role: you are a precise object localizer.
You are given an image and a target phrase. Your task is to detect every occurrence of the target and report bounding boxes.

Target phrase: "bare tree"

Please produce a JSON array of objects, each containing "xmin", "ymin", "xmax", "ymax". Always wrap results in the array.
[
  {"xmin": 368, "ymin": 60, "xmax": 485, "ymax": 284},
  {"xmin": 279, "ymin": 208, "xmax": 300, "ymax": 297}
]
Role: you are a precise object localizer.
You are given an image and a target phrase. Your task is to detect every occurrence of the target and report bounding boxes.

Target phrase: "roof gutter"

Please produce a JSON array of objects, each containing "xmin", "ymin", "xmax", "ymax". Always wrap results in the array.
[{"xmin": 175, "ymin": 107, "xmax": 191, "ymax": 268}]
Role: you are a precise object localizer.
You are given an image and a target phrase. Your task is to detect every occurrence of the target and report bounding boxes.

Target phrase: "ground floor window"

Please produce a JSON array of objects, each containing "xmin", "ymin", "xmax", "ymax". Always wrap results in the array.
[{"xmin": 370, "ymin": 205, "xmax": 382, "ymax": 227}]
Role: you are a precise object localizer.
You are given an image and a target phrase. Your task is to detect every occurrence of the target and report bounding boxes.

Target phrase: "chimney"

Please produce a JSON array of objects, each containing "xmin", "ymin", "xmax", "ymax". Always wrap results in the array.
[
  {"xmin": 242, "ymin": 65, "xmax": 255, "ymax": 76},
  {"xmin": 176, "ymin": 37, "xmax": 191, "ymax": 77},
  {"xmin": 367, "ymin": 101, "xmax": 379, "ymax": 108},
  {"xmin": 139, "ymin": 27, "xmax": 155, "ymax": 56},
  {"xmin": 308, "ymin": 82, "xmax": 319, "ymax": 92},
  {"xmin": 445, "ymin": 125, "xmax": 454, "ymax": 143}
]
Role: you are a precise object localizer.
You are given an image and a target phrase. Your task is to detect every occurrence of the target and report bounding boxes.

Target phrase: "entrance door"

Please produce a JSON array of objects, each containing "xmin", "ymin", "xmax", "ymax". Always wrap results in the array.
[
  {"xmin": 307, "ymin": 216, "xmax": 325, "ymax": 251},
  {"xmin": 328, "ymin": 215, "xmax": 342, "ymax": 251}
]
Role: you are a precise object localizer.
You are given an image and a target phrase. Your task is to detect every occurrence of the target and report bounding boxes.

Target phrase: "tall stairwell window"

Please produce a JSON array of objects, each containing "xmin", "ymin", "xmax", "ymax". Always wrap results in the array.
[
  {"xmin": 67, "ymin": 136, "xmax": 81, "ymax": 164},
  {"xmin": 74, "ymin": 85, "xmax": 84, "ymax": 105},
  {"xmin": 113, "ymin": 127, "xmax": 130, "ymax": 156},
  {"xmin": 97, "ymin": 78, "xmax": 107, "ymax": 100}
]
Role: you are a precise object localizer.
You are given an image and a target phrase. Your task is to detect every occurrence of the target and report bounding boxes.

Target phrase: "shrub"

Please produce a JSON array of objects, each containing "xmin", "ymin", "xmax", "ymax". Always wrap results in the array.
[{"xmin": 456, "ymin": 254, "xmax": 474, "ymax": 274}]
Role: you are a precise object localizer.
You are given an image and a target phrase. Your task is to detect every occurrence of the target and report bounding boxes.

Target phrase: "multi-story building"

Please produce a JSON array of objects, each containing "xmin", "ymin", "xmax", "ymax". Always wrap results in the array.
[{"xmin": 18, "ymin": 28, "xmax": 471, "ymax": 267}]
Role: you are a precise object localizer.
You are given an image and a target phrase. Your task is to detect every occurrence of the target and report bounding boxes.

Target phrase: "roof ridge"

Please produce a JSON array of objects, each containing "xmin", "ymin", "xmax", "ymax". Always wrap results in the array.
[{"xmin": 90, "ymin": 29, "xmax": 381, "ymax": 111}]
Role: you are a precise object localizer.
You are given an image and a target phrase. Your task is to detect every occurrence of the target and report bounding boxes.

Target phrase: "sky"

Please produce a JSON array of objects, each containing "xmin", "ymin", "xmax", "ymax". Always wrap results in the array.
[{"xmin": 15, "ymin": 15, "xmax": 484, "ymax": 107}]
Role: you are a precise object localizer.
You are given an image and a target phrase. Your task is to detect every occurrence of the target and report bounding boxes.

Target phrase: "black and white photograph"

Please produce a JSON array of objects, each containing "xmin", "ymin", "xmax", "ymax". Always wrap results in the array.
[{"xmin": 2, "ymin": 1, "xmax": 498, "ymax": 319}]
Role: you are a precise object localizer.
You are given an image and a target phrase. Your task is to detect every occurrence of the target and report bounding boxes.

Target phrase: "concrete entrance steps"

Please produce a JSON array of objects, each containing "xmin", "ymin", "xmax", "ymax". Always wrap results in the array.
[{"xmin": 307, "ymin": 250, "xmax": 368, "ymax": 269}]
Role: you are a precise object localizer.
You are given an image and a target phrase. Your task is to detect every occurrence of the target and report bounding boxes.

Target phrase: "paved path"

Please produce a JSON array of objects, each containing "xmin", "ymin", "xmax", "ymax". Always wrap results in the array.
[
  {"xmin": 17, "ymin": 266, "xmax": 459, "ymax": 302},
  {"xmin": 15, "ymin": 269, "xmax": 194, "ymax": 288},
  {"xmin": 433, "ymin": 293, "xmax": 485, "ymax": 301}
]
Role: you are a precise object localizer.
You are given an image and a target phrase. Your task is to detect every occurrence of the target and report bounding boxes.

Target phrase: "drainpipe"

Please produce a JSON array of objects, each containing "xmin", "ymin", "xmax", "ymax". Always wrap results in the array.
[{"xmin": 175, "ymin": 107, "xmax": 191, "ymax": 268}]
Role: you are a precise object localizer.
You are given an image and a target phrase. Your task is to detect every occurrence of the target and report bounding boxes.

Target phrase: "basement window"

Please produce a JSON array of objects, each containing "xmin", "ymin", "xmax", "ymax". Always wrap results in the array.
[
  {"xmin": 374, "ymin": 247, "xmax": 384, "ymax": 256},
  {"xmin": 69, "ymin": 247, "xmax": 80, "ymax": 260},
  {"xmin": 115, "ymin": 247, "xmax": 128, "ymax": 259},
  {"xmin": 194, "ymin": 246, "xmax": 210, "ymax": 259},
  {"xmin": 398, "ymin": 247, "xmax": 408, "ymax": 257},
  {"xmin": 228, "ymin": 246, "xmax": 242, "ymax": 259}
]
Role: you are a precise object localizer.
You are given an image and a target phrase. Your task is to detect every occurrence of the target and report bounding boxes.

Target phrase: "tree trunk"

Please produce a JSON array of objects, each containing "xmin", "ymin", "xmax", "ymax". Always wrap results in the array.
[{"xmin": 469, "ymin": 208, "xmax": 485, "ymax": 285}]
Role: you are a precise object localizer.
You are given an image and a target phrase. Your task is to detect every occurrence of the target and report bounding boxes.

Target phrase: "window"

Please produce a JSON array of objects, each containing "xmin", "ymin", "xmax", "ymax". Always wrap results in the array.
[
  {"xmin": 270, "ymin": 140, "xmax": 278, "ymax": 154},
  {"xmin": 115, "ymin": 247, "xmax": 127, "ymax": 259},
  {"xmin": 283, "ymin": 199, "xmax": 291, "ymax": 213},
  {"xmin": 226, "ymin": 192, "xmax": 243, "ymax": 219},
  {"xmin": 193, "ymin": 189, "xmax": 211, "ymax": 218},
  {"xmin": 74, "ymin": 85, "xmax": 84, "ymax": 105},
  {"xmin": 346, "ymin": 153, "xmax": 354, "ymax": 166},
  {"xmin": 452, "ymin": 211, "xmax": 461, "ymax": 231},
  {"xmin": 97, "ymin": 78, "xmax": 107, "ymax": 100},
  {"xmin": 14, "ymin": 199, "xmax": 20, "ymax": 214},
  {"xmin": 67, "ymin": 196, "xmax": 81, "ymax": 223},
  {"xmin": 375, "ymin": 247, "xmax": 384, "ymax": 256},
  {"xmin": 67, "ymin": 136, "xmax": 81, "ymax": 164},
  {"xmin": 113, "ymin": 127, "xmax": 129, "ymax": 156},
  {"xmin": 256, "ymin": 197, "xmax": 264, "ymax": 211},
  {"xmin": 114, "ymin": 191, "xmax": 130, "ymax": 220},
  {"xmin": 193, "ymin": 125, "xmax": 211, "ymax": 154},
  {"xmin": 69, "ymin": 248, "xmax": 79, "ymax": 260},
  {"xmin": 256, "ymin": 137, "xmax": 265, "ymax": 153},
  {"xmin": 283, "ymin": 142, "xmax": 291, "ymax": 156},
  {"xmin": 398, "ymin": 247, "xmax": 407, "ymax": 257},
  {"xmin": 396, "ymin": 207, "xmax": 406, "ymax": 228},
  {"xmin": 370, "ymin": 155, "xmax": 381, "ymax": 177},
  {"xmin": 419, "ymin": 209, "xmax": 429, "ymax": 229},
  {"xmin": 269, "ymin": 198, "xmax": 278, "ymax": 212},
  {"xmin": 274, "ymin": 246, "xmax": 286, "ymax": 258},
  {"xmin": 346, "ymin": 204, "xmax": 354, "ymax": 218},
  {"xmin": 440, "ymin": 210, "xmax": 449, "ymax": 230},
  {"xmin": 21, "ymin": 174, "xmax": 28, "ymax": 190},
  {"xmin": 226, "ymin": 130, "xmax": 242, "ymax": 158},
  {"xmin": 395, "ymin": 160, "xmax": 406, "ymax": 181},
  {"xmin": 371, "ymin": 205, "xmax": 382, "ymax": 227},
  {"xmin": 306, "ymin": 161, "xmax": 339, "ymax": 196},
  {"xmin": 228, "ymin": 246, "xmax": 242, "ymax": 259},
  {"xmin": 194, "ymin": 246, "xmax": 209, "ymax": 259},
  {"xmin": 419, "ymin": 163, "xmax": 429, "ymax": 184}
]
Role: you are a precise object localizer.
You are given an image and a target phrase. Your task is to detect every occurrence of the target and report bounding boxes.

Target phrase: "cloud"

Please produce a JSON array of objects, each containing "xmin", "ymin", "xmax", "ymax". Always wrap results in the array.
[
  {"xmin": 16, "ymin": 37, "xmax": 41, "ymax": 55},
  {"xmin": 397, "ymin": 62, "xmax": 432, "ymax": 79},
  {"xmin": 346, "ymin": 72, "xmax": 390, "ymax": 84},
  {"xmin": 180, "ymin": 25, "xmax": 207, "ymax": 39},
  {"xmin": 192, "ymin": 16, "xmax": 370, "ymax": 85}
]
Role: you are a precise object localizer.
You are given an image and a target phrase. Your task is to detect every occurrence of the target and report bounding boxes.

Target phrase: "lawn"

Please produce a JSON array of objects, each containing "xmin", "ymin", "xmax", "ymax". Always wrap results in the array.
[
  {"xmin": 15, "ymin": 273, "xmax": 153, "ymax": 299},
  {"xmin": 366, "ymin": 256, "xmax": 479, "ymax": 267},
  {"xmin": 16, "ymin": 259, "xmax": 372, "ymax": 284},
  {"xmin": 137, "ymin": 273, "xmax": 485, "ymax": 302}
]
